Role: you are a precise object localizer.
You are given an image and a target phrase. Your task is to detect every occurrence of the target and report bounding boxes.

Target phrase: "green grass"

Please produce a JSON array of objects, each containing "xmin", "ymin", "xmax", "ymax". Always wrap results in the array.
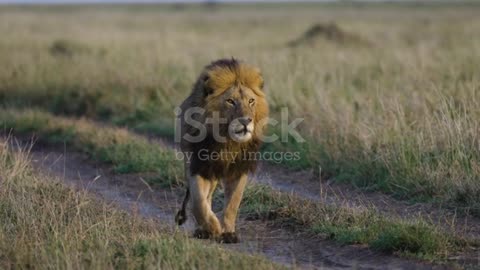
[
  {"xmin": 0, "ymin": 139, "xmax": 280, "ymax": 270},
  {"xmin": 0, "ymin": 108, "xmax": 183, "ymax": 186},
  {"xmin": 240, "ymin": 185, "xmax": 468, "ymax": 261},
  {"xmin": 314, "ymin": 219, "xmax": 452, "ymax": 258},
  {"xmin": 1, "ymin": 108, "xmax": 472, "ymax": 262}
]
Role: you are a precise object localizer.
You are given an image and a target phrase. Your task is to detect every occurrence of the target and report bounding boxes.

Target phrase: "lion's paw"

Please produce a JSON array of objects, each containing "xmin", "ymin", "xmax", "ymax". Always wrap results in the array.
[{"xmin": 219, "ymin": 232, "xmax": 239, "ymax": 244}]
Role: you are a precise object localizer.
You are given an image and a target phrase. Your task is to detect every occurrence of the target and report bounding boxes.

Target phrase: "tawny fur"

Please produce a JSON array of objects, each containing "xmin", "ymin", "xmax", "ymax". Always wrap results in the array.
[{"xmin": 175, "ymin": 58, "xmax": 269, "ymax": 243}]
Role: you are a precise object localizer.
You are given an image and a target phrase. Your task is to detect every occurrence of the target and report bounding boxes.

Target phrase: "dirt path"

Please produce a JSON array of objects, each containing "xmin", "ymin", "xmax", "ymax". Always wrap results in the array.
[
  {"xmin": 253, "ymin": 163, "xmax": 480, "ymax": 239},
  {"xmin": 155, "ymin": 135, "xmax": 480, "ymax": 240},
  {"xmin": 27, "ymin": 144, "xmax": 447, "ymax": 270}
]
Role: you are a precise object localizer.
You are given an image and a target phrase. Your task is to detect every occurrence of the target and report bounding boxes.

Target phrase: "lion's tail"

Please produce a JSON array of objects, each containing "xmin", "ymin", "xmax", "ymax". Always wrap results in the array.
[{"xmin": 175, "ymin": 187, "xmax": 189, "ymax": 226}]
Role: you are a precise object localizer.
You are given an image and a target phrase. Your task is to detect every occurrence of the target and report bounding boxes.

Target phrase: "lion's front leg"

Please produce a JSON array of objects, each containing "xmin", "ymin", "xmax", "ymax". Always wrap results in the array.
[
  {"xmin": 221, "ymin": 173, "xmax": 248, "ymax": 243},
  {"xmin": 189, "ymin": 174, "xmax": 222, "ymax": 239}
]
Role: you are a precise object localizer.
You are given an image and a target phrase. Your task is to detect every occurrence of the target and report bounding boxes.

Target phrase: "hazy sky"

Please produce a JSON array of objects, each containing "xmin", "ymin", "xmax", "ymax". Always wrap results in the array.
[{"xmin": 0, "ymin": 0, "xmax": 343, "ymax": 3}]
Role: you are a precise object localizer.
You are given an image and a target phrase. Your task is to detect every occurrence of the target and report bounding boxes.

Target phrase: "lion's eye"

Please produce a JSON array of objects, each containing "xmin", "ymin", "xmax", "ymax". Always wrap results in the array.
[
  {"xmin": 226, "ymin": 99, "xmax": 235, "ymax": 105},
  {"xmin": 249, "ymin": 98, "xmax": 255, "ymax": 104}
]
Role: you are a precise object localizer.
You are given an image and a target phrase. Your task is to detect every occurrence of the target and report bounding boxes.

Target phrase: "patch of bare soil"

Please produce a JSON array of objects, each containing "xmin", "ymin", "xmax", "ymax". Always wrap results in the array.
[
  {"xmin": 287, "ymin": 22, "xmax": 371, "ymax": 47},
  {"xmin": 27, "ymin": 144, "xmax": 450, "ymax": 270}
]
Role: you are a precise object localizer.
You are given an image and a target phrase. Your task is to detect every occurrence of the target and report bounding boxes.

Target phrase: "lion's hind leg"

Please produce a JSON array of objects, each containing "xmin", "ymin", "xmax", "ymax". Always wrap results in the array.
[
  {"xmin": 175, "ymin": 188, "xmax": 189, "ymax": 225},
  {"xmin": 189, "ymin": 174, "xmax": 222, "ymax": 239}
]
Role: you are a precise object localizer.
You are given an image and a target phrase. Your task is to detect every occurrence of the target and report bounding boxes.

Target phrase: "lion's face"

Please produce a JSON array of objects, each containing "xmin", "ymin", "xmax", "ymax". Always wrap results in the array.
[
  {"xmin": 203, "ymin": 83, "xmax": 268, "ymax": 143},
  {"xmin": 220, "ymin": 86, "xmax": 257, "ymax": 143}
]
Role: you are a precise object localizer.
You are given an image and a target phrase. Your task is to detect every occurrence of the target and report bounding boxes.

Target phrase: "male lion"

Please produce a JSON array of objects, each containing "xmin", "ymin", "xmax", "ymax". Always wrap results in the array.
[{"xmin": 175, "ymin": 58, "xmax": 268, "ymax": 243}]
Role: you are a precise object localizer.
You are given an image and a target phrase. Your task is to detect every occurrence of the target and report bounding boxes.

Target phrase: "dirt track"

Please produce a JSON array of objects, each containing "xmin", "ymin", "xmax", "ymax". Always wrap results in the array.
[
  {"xmin": 157, "ymin": 135, "xmax": 480, "ymax": 239},
  {"xmin": 255, "ymin": 163, "xmax": 480, "ymax": 240},
  {"xmin": 25, "ymin": 143, "xmax": 456, "ymax": 270}
]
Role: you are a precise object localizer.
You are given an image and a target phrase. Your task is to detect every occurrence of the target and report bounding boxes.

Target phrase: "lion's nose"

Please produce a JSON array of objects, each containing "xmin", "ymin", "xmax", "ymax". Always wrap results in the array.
[{"xmin": 238, "ymin": 117, "xmax": 252, "ymax": 126}]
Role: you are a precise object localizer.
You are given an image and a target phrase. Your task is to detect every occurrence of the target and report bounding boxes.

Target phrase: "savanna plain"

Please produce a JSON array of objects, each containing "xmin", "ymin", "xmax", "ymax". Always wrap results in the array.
[{"xmin": 0, "ymin": 2, "xmax": 480, "ymax": 269}]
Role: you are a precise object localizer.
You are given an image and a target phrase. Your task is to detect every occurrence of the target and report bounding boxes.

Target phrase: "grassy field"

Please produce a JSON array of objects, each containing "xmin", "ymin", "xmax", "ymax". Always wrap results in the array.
[
  {"xmin": 1, "ymin": 3, "xmax": 479, "ymax": 212},
  {"xmin": 0, "ymin": 108, "xmax": 473, "ymax": 262},
  {"xmin": 0, "ymin": 109, "xmax": 183, "ymax": 183},
  {"xmin": 1, "ymin": 2, "xmax": 480, "ymax": 267},
  {"xmin": 0, "ymin": 137, "xmax": 280, "ymax": 269}
]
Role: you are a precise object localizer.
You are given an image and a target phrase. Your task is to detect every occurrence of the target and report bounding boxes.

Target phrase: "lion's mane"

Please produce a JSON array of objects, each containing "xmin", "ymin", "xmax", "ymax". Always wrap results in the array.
[{"xmin": 179, "ymin": 58, "xmax": 269, "ymax": 179}]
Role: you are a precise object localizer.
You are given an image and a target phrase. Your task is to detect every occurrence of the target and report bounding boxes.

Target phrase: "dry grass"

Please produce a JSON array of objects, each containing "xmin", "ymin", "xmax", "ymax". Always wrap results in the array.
[
  {"xmin": 0, "ymin": 4, "xmax": 479, "ymax": 211},
  {"xmin": 0, "ymin": 138, "xmax": 280, "ymax": 270},
  {"xmin": 1, "ymin": 108, "xmax": 473, "ymax": 262},
  {"xmin": 0, "ymin": 3, "xmax": 479, "ymax": 265}
]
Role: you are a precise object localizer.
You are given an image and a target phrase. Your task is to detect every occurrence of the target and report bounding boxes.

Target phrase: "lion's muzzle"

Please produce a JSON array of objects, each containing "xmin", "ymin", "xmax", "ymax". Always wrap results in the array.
[{"xmin": 229, "ymin": 117, "xmax": 254, "ymax": 143}]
